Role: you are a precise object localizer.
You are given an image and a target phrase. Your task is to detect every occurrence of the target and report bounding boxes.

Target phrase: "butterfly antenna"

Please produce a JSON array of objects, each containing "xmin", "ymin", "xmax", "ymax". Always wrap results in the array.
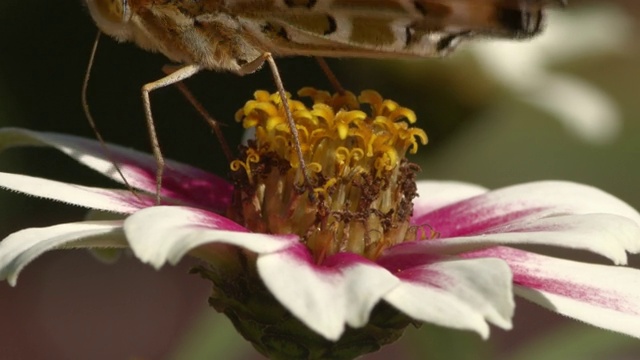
[{"xmin": 82, "ymin": 31, "xmax": 140, "ymax": 200}]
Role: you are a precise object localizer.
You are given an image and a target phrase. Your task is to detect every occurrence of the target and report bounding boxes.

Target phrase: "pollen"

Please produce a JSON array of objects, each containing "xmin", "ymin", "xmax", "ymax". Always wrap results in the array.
[{"xmin": 229, "ymin": 88, "xmax": 427, "ymax": 263}]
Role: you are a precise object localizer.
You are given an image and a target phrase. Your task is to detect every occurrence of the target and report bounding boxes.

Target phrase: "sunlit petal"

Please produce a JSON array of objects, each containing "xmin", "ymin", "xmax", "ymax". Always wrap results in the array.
[
  {"xmin": 0, "ymin": 172, "xmax": 152, "ymax": 213},
  {"xmin": 123, "ymin": 206, "xmax": 296, "ymax": 269},
  {"xmin": 394, "ymin": 213, "xmax": 640, "ymax": 264},
  {"xmin": 257, "ymin": 245, "xmax": 400, "ymax": 340},
  {"xmin": 413, "ymin": 181, "xmax": 488, "ymax": 215},
  {"xmin": 0, "ymin": 128, "xmax": 232, "ymax": 211},
  {"xmin": 415, "ymin": 181, "xmax": 640, "ymax": 236},
  {"xmin": 383, "ymin": 257, "xmax": 513, "ymax": 339},
  {"xmin": 0, "ymin": 221, "xmax": 125, "ymax": 285},
  {"xmin": 467, "ymin": 247, "xmax": 640, "ymax": 339}
]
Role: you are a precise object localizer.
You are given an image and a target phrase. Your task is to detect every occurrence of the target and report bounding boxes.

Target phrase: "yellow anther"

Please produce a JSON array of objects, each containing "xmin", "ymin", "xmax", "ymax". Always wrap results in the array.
[
  {"xmin": 358, "ymin": 90, "xmax": 383, "ymax": 110},
  {"xmin": 265, "ymin": 116, "xmax": 285, "ymax": 132},
  {"xmin": 229, "ymin": 149, "xmax": 260, "ymax": 181},
  {"xmin": 379, "ymin": 100, "xmax": 399, "ymax": 115},
  {"xmin": 253, "ymin": 90, "xmax": 271, "ymax": 102},
  {"xmin": 373, "ymin": 148, "xmax": 398, "ymax": 175},
  {"xmin": 292, "ymin": 109, "xmax": 315, "ymax": 124},
  {"xmin": 330, "ymin": 91, "xmax": 360, "ymax": 111},
  {"xmin": 299, "ymin": 87, "xmax": 332, "ymax": 105},
  {"xmin": 308, "ymin": 128, "xmax": 329, "ymax": 147},
  {"xmin": 336, "ymin": 123, "xmax": 349, "ymax": 140},
  {"xmin": 372, "ymin": 116, "xmax": 396, "ymax": 133},
  {"xmin": 269, "ymin": 91, "xmax": 292, "ymax": 105},
  {"xmin": 229, "ymin": 159, "xmax": 244, "ymax": 172},
  {"xmin": 406, "ymin": 129, "xmax": 428, "ymax": 153},
  {"xmin": 246, "ymin": 149, "xmax": 260, "ymax": 163},
  {"xmin": 234, "ymin": 108, "xmax": 245, "ymax": 122},
  {"xmin": 349, "ymin": 148, "xmax": 365, "ymax": 163},
  {"xmin": 313, "ymin": 177, "xmax": 338, "ymax": 198},
  {"xmin": 291, "ymin": 98, "xmax": 305, "ymax": 109},
  {"xmin": 390, "ymin": 108, "xmax": 417, "ymax": 124},
  {"xmin": 250, "ymin": 102, "xmax": 279, "ymax": 117},
  {"xmin": 335, "ymin": 147, "xmax": 350, "ymax": 162},
  {"xmin": 296, "ymin": 125, "xmax": 310, "ymax": 141},
  {"xmin": 308, "ymin": 162, "xmax": 323, "ymax": 174},
  {"xmin": 339, "ymin": 110, "xmax": 367, "ymax": 125},
  {"xmin": 322, "ymin": 177, "xmax": 338, "ymax": 191},
  {"xmin": 311, "ymin": 104, "xmax": 336, "ymax": 126}
]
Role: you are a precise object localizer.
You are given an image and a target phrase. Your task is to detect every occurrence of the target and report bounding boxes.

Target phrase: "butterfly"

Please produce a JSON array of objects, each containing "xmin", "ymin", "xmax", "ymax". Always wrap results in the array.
[{"xmin": 83, "ymin": 0, "xmax": 564, "ymax": 199}]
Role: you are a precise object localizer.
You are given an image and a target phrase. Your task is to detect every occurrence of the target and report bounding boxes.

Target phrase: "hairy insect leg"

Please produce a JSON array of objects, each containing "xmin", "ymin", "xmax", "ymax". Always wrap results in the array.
[
  {"xmin": 82, "ymin": 31, "xmax": 140, "ymax": 200},
  {"xmin": 239, "ymin": 53, "xmax": 316, "ymax": 199},
  {"xmin": 161, "ymin": 65, "xmax": 234, "ymax": 163},
  {"xmin": 315, "ymin": 57, "xmax": 345, "ymax": 95},
  {"xmin": 142, "ymin": 64, "xmax": 202, "ymax": 204}
]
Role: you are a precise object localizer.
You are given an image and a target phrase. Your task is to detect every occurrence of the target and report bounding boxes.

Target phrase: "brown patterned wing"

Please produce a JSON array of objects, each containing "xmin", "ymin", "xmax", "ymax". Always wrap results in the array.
[{"xmin": 235, "ymin": 0, "xmax": 565, "ymax": 58}]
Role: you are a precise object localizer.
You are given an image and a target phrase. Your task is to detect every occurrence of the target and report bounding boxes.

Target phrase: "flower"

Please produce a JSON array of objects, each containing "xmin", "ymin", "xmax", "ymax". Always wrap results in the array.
[
  {"xmin": 1, "ymin": 89, "xmax": 640, "ymax": 359},
  {"xmin": 464, "ymin": 4, "xmax": 632, "ymax": 144}
]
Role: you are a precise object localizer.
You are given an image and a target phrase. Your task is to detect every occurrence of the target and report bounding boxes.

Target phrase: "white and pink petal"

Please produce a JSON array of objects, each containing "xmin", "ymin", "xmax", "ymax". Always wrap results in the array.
[
  {"xmin": 123, "ymin": 206, "xmax": 297, "ymax": 269},
  {"xmin": 414, "ymin": 181, "xmax": 640, "ymax": 237},
  {"xmin": 413, "ymin": 180, "xmax": 488, "ymax": 215},
  {"xmin": 392, "ymin": 213, "xmax": 640, "ymax": 264},
  {"xmin": 0, "ymin": 172, "xmax": 153, "ymax": 213},
  {"xmin": 0, "ymin": 128, "xmax": 232, "ymax": 211},
  {"xmin": 466, "ymin": 247, "xmax": 640, "ymax": 339},
  {"xmin": 0, "ymin": 221, "xmax": 125, "ymax": 286},
  {"xmin": 381, "ymin": 256, "xmax": 514, "ymax": 339},
  {"xmin": 257, "ymin": 245, "xmax": 400, "ymax": 340},
  {"xmin": 405, "ymin": 181, "xmax": 640, "ymax": 261}
]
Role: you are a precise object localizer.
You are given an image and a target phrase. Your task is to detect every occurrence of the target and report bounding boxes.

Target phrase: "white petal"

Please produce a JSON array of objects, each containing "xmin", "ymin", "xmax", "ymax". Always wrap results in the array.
[
  {"xmin": 0, "ymin": 128, "xmax": 232, "ymax": 209},
  {"xmin": 257, "ymin": 246, "xmax": 400, "ymax": 340},
  {"xmin": 383, "ymin": 257, "xmax": 514, "ymax": 339},
  {"xmin": 0, "ymin": 172, "xmax": 152, "ymax": 213},
  {"xmin": 123, "ymin": 206, "xmax": 296, "ymax": 269},
  {"xmin": 470, "ymin": 247, "xmax": 640, "ymax": 339},
  {"xmin": 413, "ymin": 180, "xmax": 488, "ymax": 216},
  {"xmin": 0, "ymin": 221, "xmax": 125, "ymax": 286},
  {"xmin": 396, "ymin": 213, "xmax": 640, "ymax": 265}
]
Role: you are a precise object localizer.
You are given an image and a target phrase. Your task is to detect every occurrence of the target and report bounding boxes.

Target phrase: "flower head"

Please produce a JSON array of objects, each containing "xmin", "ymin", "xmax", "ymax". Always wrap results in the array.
[
  {"xmin": 0, "ymin": 89, "xmax": 640, "ymax": 359},
  {"xmin": 229, "ymin": 88, "xmax": 426, "ymax": 262}
]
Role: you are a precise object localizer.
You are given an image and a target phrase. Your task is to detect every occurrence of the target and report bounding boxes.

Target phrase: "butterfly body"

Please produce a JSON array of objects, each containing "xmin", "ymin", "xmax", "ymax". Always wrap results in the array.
[{"xmin": 85, "ymin": 0, "xmax": 561, "ymax": 74}]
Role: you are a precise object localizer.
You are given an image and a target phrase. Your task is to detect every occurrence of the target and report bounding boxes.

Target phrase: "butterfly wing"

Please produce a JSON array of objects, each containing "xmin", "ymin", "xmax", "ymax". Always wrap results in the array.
[{"xmin": 233, "ymin": 0, "xmax": 563, "ymax": 58}]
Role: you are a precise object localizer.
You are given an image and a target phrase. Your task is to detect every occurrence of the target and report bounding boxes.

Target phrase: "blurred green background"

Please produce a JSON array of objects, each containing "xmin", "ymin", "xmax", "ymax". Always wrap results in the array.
[{"xmin": 0, "ymin": 0, "xmax": 639, "ymax": 359}]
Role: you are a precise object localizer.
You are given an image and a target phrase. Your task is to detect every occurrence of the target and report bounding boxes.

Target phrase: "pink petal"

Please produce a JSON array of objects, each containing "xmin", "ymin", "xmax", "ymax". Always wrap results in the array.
[
  {"xmin": 466, "ymin": 247, "xmax": 640, "ymax": 339},
  {"xmin": 382, "ymin": 256, "xmax": 514, "ymax": 339},
  {"xmin": 257, "ymin": 245, "xmax": 400, "ymax": 340},
  {"xmin": 0, "ymin": 128, "xmax": 232, "ymax": 211},
  {"xmin": 0, "ymin": 221, "xmax": 125, "ymax": 286},
  {"xmin": 123, "ymin": 206, "xmax": 296, "ymax": 269},
  {"xmin": 0, "ymin": 172, "xmax": 153, "ymax": 213}
]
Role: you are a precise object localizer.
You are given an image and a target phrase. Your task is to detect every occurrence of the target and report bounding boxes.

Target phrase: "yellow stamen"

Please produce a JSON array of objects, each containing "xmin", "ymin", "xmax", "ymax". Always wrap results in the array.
[{"xmin": 229, "ymin": 88, "xmax": 428, "ymax": 262}]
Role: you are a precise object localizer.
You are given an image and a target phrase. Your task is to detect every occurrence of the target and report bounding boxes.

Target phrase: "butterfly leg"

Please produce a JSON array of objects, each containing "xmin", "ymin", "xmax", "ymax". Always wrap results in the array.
[
  {"xmin": 141, "ymin": 64, "xmax": 202, "ymax": 204},
  {"xmin": 161, "ymin": 65, "xmax": 233, "ymax": 163},
  {"xmin": 239, "ymin": 52, "xmax": 317, "ymax": 199},
  {"xmin": 315, "ymin": 57, "xmax": 345, "ymax": 95}
]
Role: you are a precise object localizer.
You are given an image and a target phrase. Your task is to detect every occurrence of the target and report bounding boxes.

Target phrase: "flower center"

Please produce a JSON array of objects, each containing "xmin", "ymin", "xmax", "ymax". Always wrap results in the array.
[{"xmin": 228, "ymin": 88, "xmax": 428, "ymax": 263}]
